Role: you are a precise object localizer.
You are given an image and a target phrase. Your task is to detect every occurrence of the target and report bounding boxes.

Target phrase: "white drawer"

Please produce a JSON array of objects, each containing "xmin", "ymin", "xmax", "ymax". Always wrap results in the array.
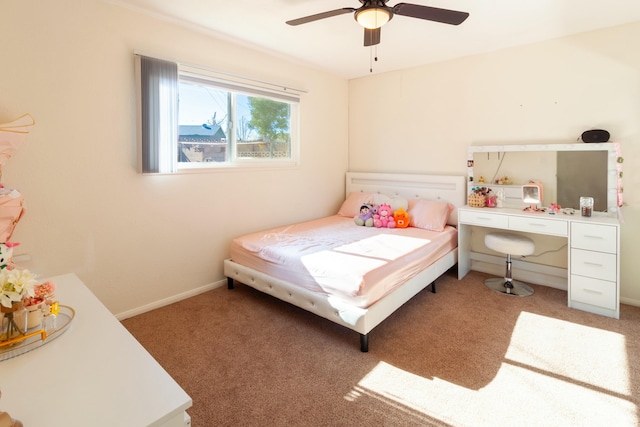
[
  {"xmin": 508, "ymin": 216, "xmax": 568, "ymax": 236},
  {"xmin": 459, "ymin": 210, "xmax": 508, "ymax": 228},
  {"xmin": 571, "ymin": 248, "xmax": 617, "ymax": 282},
  {"xmin": 570, "ymin": 275, "xmax": 617, "ymax": 310},
  {"xmin": 571, "ymin": 223, "xmax": 617, "ymax": 254}
]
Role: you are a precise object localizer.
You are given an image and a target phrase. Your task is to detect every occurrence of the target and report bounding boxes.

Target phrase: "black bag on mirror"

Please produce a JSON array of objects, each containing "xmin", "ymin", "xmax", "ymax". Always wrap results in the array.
[{"xmin": 581, "ymin": 129, "xmax": 610, "ymax": 143}]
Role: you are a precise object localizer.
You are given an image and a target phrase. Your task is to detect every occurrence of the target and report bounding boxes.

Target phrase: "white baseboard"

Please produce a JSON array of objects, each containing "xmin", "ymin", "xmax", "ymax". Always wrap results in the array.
[
  {"xmin": 470, "ymin": 252, "xmax": 640, "ymax": 308},
  {"xmin": 470, "ymin": 251, "xmax": 568, "ymax": 291},
  {"xmin": 620, "ymin": 296, "xmax": 640, "ymax": 308},
  {"xmin": 115, "ymin": 279, "xmax": 227, "ymax": 321}
]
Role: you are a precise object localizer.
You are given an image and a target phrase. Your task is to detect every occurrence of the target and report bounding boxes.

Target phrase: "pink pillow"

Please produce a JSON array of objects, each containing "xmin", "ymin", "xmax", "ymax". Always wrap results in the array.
[
  {"xmin": 337, "ymin": 192, "xmax": 375, "ymax": 217},
  {"xmin": 408, "ymin": 199, "xmax": 453, "ymax": 232}
]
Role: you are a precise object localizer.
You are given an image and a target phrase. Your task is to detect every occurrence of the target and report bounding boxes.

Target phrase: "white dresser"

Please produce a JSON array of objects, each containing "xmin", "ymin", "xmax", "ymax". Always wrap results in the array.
[
  {"xmin": 458, "ymin": 206, "xmax": 621, "ymax": 319},
  {"xmin": 0, "ymin": 273, "xmax": 192, "ymax": 426}
]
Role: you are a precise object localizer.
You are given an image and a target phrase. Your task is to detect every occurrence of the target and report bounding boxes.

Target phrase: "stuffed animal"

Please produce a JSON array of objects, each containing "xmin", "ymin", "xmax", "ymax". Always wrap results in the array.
[
  {"xmin": 371, "ymin": 206, "xmax": 380, "ymax": 224},
  {"xmin": 374, "ymin": 203, "xmax": 396, "ymax": 228},
  {"xmin": 393, "ymin": 207, "xmax": 410, "ymax": 228},
  {"xmin": 354, "ymin": 204, "xmax": 374, "ymax": 227},
  {"xmin": 368, "ymin": 204, "xmax": 378, "ymax": 221}
]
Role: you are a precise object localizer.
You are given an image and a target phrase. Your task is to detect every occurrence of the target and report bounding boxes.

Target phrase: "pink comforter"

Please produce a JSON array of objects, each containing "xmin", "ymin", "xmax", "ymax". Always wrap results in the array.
[{"xmin": 230, "ymin": 215, "xmax": 457, "ymax": 308}]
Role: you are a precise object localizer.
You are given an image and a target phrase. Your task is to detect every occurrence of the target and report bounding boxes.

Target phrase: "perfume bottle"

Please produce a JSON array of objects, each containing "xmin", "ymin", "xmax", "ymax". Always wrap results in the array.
[{"xmin": 496, "ymin": 189, "xmax": 505, "ymax": 208}]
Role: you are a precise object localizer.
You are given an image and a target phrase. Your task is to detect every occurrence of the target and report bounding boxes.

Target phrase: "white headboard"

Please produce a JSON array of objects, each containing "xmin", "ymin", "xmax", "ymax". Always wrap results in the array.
[{"xmin": 345, "ymin": 172, "xmax": 467, "ymax": 225}]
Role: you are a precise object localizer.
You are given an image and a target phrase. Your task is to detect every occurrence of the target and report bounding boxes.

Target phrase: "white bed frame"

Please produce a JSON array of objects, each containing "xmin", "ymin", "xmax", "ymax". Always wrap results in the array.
[{"xmin": 224, "ymin": 172, "xmax": 467, "ymax": 352}]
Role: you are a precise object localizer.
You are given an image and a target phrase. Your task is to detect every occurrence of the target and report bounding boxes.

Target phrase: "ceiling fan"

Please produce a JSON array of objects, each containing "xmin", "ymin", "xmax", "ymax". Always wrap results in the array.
[{"xmin": 286, "ymin": 0, "xmax": 469, "ymax": 47}]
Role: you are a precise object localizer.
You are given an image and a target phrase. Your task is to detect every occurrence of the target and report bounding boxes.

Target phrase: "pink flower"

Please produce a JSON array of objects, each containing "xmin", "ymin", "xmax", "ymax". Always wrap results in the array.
[
  {"xmin": 34, "ymin": 281, "xmax": 56, "ymax": 299},
  {"xmin": 24, "ymin": 281, "xmax": 56, "ymax": 307}
]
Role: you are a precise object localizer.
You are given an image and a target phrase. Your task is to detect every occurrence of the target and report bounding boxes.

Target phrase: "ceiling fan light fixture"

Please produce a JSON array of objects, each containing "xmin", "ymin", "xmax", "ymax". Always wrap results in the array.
[{"xmin": 355, "ymin": 8, "xmax": 391, "ymax": 29}]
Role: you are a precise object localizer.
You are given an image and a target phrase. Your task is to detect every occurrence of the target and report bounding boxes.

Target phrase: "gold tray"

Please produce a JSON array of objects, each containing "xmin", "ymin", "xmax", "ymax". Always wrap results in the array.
[{"xmin": 0, "ymin": 305, "xmax": 75, "ymax": 362}]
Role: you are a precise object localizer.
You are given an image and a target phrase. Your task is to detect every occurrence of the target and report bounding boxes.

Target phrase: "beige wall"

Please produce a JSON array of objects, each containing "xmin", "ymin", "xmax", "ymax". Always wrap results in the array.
[
  {"xmin": 3, "ymin": 0, "xmax": 638, "ymax": 316},
  {"xmin": 0, "ymin": 0, "xmax": 349, "ymax": 316},
  {"xmin": 349, "ymin": 22, "xmax": 640, "ymax": 306}
]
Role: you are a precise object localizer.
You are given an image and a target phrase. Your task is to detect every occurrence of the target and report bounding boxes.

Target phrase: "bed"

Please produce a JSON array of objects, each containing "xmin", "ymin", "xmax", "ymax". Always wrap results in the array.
[{"xmin": 224, "ymin": 172, "xmax": 467, "ymax": 352}]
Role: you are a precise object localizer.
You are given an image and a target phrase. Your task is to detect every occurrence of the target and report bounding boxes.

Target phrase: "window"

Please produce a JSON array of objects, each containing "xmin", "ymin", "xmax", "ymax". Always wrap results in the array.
[{"xmin": 136, "ymin": 55, "xmax": 300, "ymax": 173}]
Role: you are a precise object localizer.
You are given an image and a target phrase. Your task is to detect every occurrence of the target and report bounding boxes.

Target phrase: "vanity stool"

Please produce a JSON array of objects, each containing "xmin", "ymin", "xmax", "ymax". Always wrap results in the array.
[{"xmin": 484, "ymin": 232, "xmax": 535, "ymax": 296}]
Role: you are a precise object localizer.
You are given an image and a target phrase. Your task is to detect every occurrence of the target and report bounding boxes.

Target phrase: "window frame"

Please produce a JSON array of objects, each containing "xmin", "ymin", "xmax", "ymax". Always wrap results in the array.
[
  {"xmin": 136, "ymin": 54, "xmax": 302, "ymax": 174},
  {"xmin": 176, "ymin": 67, "xmax": 301, "ymax": 171}
]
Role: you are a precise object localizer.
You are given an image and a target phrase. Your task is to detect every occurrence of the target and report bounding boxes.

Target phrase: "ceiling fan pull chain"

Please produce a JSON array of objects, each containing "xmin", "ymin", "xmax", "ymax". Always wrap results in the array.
[{"xmin": 369, "ymin": 46, "xmax": 380, "ymax": 73}]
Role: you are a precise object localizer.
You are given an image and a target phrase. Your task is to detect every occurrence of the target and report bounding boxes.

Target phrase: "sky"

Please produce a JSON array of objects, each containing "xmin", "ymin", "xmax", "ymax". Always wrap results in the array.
[{"xmin": 178, "ymin": 81, "xmax": 251, "ymax": 131}]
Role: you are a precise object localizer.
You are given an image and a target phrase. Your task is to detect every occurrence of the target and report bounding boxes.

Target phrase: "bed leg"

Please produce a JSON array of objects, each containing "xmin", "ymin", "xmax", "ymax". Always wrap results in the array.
[
  {"xmin": 360, "ymin": 334, "xmax": 369, "ymax": 353},
  {"xmin": 227, "ymin": 277, "xmax": 234, "ymax": 290},
  {"xmin": 431, "ymin": 280, "xmax": 436, "ymax": 293}
]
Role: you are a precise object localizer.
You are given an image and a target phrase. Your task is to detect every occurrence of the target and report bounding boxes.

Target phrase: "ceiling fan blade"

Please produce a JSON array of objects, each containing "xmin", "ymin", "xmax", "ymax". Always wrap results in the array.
[
  {"xmin": 364, "ymin": 28, "xmax": 381, "ymax": 47},
  {"xmin": 286, "ymin": 8, "xmax": 356, "ymax": 26},
  {"xmin": 393, "ymin": 3, "xmax": 469, "ymax": 25}
]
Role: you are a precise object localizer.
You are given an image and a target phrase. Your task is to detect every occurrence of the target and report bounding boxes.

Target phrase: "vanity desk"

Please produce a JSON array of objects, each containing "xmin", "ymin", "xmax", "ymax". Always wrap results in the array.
[
  {"xmin": 461, "ymin": 142, "xmax": 623, "ymax": 319},
  {"xmin": 458, "ymin": 206, "xmax": 620, "ymax": 319}
]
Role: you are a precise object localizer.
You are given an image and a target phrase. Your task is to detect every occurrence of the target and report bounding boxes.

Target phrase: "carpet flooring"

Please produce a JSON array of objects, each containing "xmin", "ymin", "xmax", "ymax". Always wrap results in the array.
[{"xmin": 122, "ymin": 269, "xmax": 640, "ymax": 426}]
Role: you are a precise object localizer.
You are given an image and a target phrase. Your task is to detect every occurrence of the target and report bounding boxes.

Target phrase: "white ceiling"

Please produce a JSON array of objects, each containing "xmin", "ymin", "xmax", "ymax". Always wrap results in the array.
[{"xmin": 110, "ymin": 0, "xmax": 640, "ymax": 79}]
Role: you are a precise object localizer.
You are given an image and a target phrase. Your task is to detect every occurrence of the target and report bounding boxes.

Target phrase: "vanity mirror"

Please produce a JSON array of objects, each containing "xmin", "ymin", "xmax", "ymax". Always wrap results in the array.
[{"xmin": 467, "ymin": 143, "xmax": 620, "ymax": 215}]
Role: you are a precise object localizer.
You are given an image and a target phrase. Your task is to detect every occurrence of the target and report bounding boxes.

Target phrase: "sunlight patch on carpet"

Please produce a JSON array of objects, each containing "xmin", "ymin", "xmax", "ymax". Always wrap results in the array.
[
  {"xmin": 349, "ymin": 361, "xmax": 478, "ymax": 426},
  {"xmin": 505, "ymin": 311, "xmax": 630, "ymax": 395},
  {"xmin": 346, "ymin": 314, "xmax": 637, "ymax": 427},
  {"xmin": 481, "ymin": 361, "xmax": 637, "ymax": 426}
]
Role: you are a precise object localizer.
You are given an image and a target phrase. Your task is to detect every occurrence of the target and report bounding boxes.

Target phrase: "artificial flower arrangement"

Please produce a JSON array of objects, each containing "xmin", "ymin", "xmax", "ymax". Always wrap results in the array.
[
  {"xmin": 1, "ymin": 264, "xmax": 58, "ymax": 341},
  {"xmin": 23, "ymin": 280, "xmax": 58, "ymax": 330},
  {"xmin": 0, "ymin": 114, "xmax": 37, "ymax": 425},
  {"xmin": 0, "ymin": 268, "xmax": 38, "ymax": 311},
  {"xmin": 22, "ymin": 281, "xmax": 56, "ymax": 308}
]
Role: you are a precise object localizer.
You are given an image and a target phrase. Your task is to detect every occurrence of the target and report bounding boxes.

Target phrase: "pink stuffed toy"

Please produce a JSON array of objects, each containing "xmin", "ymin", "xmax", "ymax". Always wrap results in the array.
[{"xmin": 373, "ymin": 203, "xmax": 396, "ymax": 228}]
